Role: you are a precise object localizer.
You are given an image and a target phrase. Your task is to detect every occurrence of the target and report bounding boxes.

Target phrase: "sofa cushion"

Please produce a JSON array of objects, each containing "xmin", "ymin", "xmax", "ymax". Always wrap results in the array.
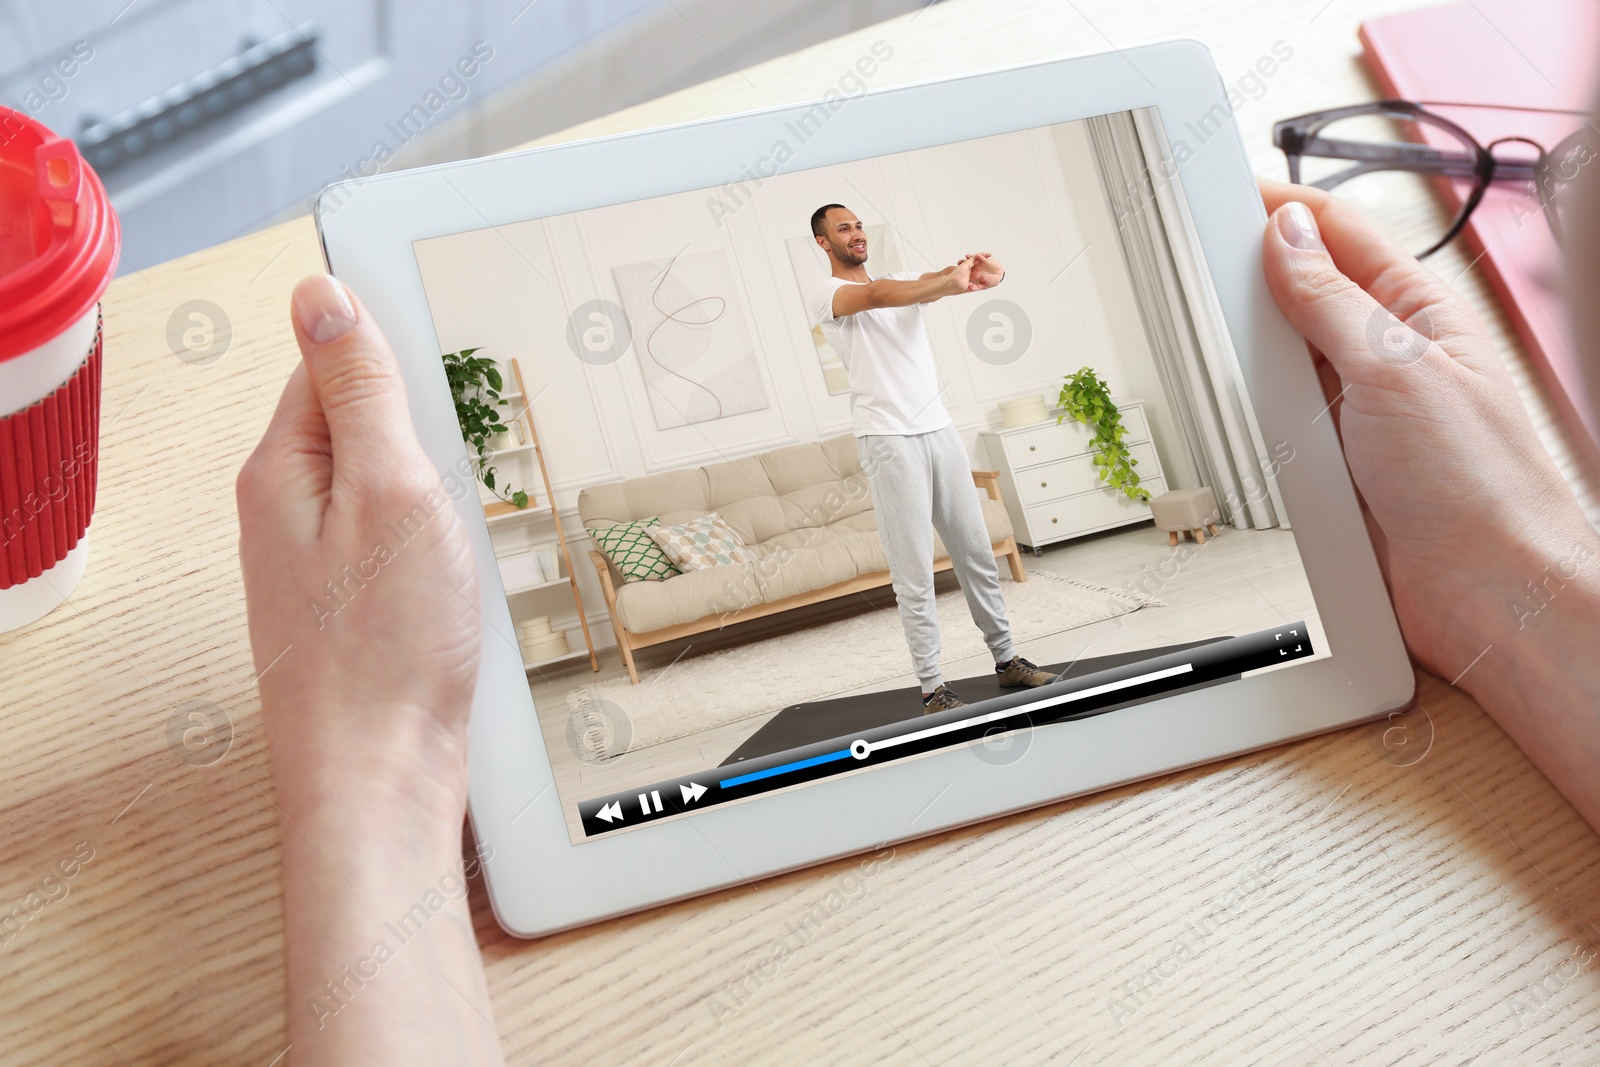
[
  {"xmin": 759, "ymin": 433, "xmax": 859, "ymax": 492},
  {"xmin": 578, "ymin": 468, "xmax": 709, "ymax": 530},
  {"xmin": 777, "ymin": 474, "xmax": 874, "ymax": 533},
  {"xmin": 590, "ymin": 517, "xmax": 679, "ymax": 583},
  {"xmin": 701, "ymin": 455, "xmax": 784, "ymax": 545},
  {"xmin": 649, "ymin": 512, "xmax": 752, "ymax": 571}
]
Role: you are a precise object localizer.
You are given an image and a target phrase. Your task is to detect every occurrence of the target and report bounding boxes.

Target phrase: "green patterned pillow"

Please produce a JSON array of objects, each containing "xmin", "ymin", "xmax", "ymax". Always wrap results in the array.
[{"xmin": 591, "ymin": 517, "xmax": 680, "ymax": 583}]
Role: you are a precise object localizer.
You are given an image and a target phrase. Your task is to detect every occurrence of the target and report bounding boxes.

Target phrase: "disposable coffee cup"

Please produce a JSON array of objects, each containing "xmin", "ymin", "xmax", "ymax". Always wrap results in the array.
[{"xmin": 0, "ymin": 107, "xmax": 120, "ymax": 633}]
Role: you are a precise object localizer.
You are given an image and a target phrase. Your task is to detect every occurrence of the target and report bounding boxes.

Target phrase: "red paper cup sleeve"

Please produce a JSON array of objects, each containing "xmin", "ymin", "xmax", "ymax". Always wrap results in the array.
[{"xmin": 0, "ymin": 314, "xmax": 102, "ymax": 590}]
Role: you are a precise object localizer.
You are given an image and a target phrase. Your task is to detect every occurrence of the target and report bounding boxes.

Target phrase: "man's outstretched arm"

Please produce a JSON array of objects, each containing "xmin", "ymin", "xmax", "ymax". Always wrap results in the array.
[{"xmin": 831, "ymin": 256, "xmax": 976, "ymax": 317}]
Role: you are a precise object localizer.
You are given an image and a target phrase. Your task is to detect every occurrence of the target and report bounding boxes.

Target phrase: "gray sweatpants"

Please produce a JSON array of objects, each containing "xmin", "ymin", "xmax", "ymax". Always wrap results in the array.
[{"xmin": 858, "ymin": 424, "xmax": 1015, "ymax": 692}]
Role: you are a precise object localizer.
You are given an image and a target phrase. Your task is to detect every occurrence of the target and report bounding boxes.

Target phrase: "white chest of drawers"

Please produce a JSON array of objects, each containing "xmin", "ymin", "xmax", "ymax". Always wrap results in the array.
[{"xmin": 979, "ymin": 399, "xmax": 1165, "ymax": 552}]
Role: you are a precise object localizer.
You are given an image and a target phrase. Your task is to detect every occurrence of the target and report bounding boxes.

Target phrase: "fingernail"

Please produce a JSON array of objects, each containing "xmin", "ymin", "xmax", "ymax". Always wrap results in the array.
[
  {"xmin": 293, "ymin": 275, "xmax": 357, "ymax": 343},
  {"xmin": 1277, "ymin": 202, "xmax": 1323, "ymax": 251}
]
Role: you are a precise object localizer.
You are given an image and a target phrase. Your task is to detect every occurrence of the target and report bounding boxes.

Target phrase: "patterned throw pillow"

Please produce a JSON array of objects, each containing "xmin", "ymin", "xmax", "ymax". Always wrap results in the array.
[
  {"xmin": 649, "ymin": 512, "xmax": 752, "ymax": 572},
  {"xmin": 591, "ymin": 517, "xmax": 680, "ymax": 583}
]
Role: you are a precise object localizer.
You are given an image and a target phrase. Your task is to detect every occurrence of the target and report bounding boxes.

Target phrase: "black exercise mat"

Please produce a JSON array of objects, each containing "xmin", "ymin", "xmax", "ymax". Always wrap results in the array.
[{"xmin": 720, "ymin": 636, "xmax": 1231, "ymax": 766}]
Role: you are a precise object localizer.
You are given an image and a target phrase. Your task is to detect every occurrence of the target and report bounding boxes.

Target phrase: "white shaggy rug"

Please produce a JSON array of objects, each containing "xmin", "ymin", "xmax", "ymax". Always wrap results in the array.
[{"xmin": 567, "ymin": 570, "xmax": 1161, "ymax": 759}]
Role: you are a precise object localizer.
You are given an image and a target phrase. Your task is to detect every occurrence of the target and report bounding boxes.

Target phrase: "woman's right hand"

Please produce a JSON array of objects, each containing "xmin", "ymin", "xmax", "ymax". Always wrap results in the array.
[{"xmin": 1257, "ymin": 178, "xmax": 1599, "ymax": 689}]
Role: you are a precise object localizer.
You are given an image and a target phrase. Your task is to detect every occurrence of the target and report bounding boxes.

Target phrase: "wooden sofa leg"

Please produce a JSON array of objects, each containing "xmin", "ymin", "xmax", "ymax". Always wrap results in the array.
[
  {"xmin": 590, "ymin": 549, "xmax": 642, "ymax": 684},
  {"xmin": 1001, "ymin": 536, "xmax": 1026, "ymax": 583},
  {"xmin": 618, "ymin": 636, "xmax": 640, "ymax": 686}
]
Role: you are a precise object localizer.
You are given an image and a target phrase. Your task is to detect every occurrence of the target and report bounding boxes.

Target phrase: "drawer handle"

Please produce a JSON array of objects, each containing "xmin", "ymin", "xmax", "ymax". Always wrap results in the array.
[
  {"xmin": 1040, "ymin": 480, "xmax": 1047, "ymax": 487},
  {"xmin": 80, "ymin": 23, "xmax": 321, "ymax": 174},
  {"xmin": 1051, "ymin": 517, "xmax": 1058, "ymax": 523},
  {"xmin": 1028, "ymin": 444, "xmax": 1037, "ymax": 451}
]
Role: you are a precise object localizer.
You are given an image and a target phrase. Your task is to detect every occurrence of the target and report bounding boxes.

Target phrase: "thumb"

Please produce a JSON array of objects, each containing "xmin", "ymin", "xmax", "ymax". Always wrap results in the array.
[
  {"xmin": 1262, "ymin": 201, "xmax": 1429, "ymax": 383},
  {"xmin": 288, "ymin": 274, "xmax": 429, "ymax": 485}
]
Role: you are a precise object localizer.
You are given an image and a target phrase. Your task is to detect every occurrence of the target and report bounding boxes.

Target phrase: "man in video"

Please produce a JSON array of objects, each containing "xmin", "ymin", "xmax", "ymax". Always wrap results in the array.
[{"xmin": 808, "ymin": 204, "xmax": 1056, "ymax": 713}]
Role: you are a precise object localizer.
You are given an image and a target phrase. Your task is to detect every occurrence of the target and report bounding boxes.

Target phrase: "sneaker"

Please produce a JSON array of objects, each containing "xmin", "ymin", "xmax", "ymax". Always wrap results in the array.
[
  {"xmin": 996, "ymin": 656, "xmax": 1057, "ymax": 688},
  {"xmin": 921, "ymin": 684, "xmax": 966, "ymax": 714}
]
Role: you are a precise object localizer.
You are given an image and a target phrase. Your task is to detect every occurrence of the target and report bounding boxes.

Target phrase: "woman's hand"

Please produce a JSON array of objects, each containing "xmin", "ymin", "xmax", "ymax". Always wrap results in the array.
[
  {"xmin": 1260, "ymin": 179, "xmax": 1600, "ymax": 833},
  {"xmin": 237, "ymin": 275, "xmax": 501, "ymax": 1066},
  {"xmin": 1259, "ymin": 178, "xmax": 1596, "ymax": 682},
  {"xmin": 237, "ymin": 274, "xmax": 482, "ymax": 806}
]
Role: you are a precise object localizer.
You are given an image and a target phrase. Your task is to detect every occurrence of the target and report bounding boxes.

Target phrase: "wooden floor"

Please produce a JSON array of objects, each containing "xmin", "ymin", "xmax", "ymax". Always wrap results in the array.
[{"xmin": 530, "ymin": 520, "xmax": 1325, "ymax": 842}]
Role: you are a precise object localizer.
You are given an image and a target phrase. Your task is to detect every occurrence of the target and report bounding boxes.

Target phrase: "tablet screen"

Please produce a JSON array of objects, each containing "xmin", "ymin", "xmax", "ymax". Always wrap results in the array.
[{"xmin": 412, "ymin": 104, "xmax": 1327, "ymax": 845}]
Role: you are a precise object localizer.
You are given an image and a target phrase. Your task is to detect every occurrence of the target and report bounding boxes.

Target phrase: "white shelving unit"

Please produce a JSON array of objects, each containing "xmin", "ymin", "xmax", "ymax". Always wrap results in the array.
[
  {"xmin": 502, "ymin": 576, "xmax": 572, "ymax": 597},
  {"xmin": 484, "ymin": 502, "xmax": 555, "ymax": 526},
  {"xmin": 480, "ymin": 358, "xmax": 600, "ymax": 676}
]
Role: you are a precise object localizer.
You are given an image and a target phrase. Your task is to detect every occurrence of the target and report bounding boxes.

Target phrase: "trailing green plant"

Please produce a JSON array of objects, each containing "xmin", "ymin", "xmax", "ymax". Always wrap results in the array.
[
  {"xmin": 442, "ymin": 347, "xmax": 529, "ymax": 509},
  {"xmin": 1057, "ymin": 366, "xmax": 1149, "ymax": 502}
]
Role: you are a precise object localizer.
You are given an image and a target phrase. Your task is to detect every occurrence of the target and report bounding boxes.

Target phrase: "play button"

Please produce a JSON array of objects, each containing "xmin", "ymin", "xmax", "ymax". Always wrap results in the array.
[
  {"xmin": 681, "ymin": 782, "xmax": 707, "ymax": 804},
  {"xmin": 597, "ymin": 801, "xmax": 623, "ymax": 823}
]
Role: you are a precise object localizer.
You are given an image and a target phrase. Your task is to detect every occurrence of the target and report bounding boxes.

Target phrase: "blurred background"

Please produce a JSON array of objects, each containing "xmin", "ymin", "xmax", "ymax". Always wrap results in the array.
[{"xmin": 1, "ymin": 0, "xmax": 929, "ymax": 272}]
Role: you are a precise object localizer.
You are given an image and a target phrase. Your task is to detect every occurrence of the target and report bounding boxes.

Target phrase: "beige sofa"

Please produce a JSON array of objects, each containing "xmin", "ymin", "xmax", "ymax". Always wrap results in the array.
[{"xmin": 578, "ymin": 433, "xmax": 1026, "ymax": 684}]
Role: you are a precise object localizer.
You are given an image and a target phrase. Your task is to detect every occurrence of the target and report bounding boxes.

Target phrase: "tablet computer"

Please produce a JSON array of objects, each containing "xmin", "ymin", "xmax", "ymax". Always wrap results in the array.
[{"xmin": 314, "ymin": 39, "xmax": 1414, "ymax": 938}]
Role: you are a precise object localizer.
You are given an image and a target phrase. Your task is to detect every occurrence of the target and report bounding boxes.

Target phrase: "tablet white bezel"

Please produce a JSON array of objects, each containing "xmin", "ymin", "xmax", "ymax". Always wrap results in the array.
[{"xmin": 315, "ymin": 39, "xmax": 1414, "ymax": 938}]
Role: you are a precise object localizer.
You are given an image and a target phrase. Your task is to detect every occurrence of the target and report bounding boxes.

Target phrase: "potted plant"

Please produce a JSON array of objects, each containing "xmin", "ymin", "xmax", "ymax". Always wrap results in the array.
[
  {"xmin": 443, "ymin": 347, "xmax": 530, "ymax": 509},
  {"xmin": 1057, "ymin": 366, "xmax": 1149, "ymax": 502}
]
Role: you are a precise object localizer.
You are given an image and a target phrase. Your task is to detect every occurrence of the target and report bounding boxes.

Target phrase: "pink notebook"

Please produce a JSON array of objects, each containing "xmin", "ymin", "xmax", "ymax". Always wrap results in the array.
[{"xmin": 1361, "ymin": 0, "xmax": 1600, "ymax": 470}]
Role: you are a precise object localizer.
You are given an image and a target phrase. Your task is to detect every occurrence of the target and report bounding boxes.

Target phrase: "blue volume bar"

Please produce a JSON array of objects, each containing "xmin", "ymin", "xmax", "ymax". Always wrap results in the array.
[{"xmin": 719, "ymin": 747, "xmax": 853, "ymax": 789}]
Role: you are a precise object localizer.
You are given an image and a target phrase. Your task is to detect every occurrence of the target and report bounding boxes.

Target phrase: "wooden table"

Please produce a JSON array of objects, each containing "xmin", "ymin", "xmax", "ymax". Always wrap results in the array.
[{"xmin": 6, "ymin": 2, "xmax": 1599, "ymax": 1063}]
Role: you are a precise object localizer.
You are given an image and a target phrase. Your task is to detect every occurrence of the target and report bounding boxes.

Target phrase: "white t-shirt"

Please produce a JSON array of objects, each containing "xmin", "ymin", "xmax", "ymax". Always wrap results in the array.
[{"xmin": 810, "ymin": 270, "xmax": 952, "ymax": 438}]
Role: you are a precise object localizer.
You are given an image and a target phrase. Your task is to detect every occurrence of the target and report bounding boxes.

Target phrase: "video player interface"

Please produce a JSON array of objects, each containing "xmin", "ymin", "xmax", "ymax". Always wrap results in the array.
[
  {"xmin": 413, "ymin": 102, "xmax": 1329, "ymax": 844},
  {"xmin": 578, "ymin": 624, "xmax": 1314, "ymax": 836}
]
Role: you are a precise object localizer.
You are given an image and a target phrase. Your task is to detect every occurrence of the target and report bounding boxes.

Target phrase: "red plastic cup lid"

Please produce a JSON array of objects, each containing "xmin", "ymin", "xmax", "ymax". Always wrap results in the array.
[{"xmin": 0, "ymin": 107, "xmax": 120, "ymax": 363}]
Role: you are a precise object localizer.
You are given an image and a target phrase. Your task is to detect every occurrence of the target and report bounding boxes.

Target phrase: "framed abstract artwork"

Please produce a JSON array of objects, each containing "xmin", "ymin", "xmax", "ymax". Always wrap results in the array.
[{"xmin": 612, "ymin": 250, "xmax": 770, "ymax": 428}]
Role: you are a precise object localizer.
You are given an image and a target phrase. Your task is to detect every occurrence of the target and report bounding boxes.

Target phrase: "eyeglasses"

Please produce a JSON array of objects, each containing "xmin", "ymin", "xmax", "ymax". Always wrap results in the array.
[{"xmin": 1272, "ymin": 100, "xmax": 1597, "ymax": 259}]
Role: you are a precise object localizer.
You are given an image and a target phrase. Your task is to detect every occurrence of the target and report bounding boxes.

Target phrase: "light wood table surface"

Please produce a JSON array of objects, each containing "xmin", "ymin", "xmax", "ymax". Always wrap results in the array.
[{"xmin": 5, "ymin": 1, "xmax": 1599, "ymax": 1064}]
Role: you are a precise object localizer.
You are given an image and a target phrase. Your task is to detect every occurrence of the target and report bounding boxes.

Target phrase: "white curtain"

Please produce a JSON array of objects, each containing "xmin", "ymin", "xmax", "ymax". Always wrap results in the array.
[{"xmin": 1084, "ymin": 111, "xmax": 1286, "ymax": 530}]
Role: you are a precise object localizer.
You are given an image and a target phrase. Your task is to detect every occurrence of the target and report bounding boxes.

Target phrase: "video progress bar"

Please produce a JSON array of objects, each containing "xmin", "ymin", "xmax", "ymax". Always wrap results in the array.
[
  {"xmin": 576, "ymin": 622, "xmax": 1314, "ymax": 836},
  {"xmin": 719, "ymin": 662, "xmax": 1193, "ymax": 789}
]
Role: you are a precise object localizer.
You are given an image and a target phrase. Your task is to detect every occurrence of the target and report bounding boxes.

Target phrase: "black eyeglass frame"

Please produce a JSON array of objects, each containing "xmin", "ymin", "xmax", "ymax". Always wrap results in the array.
[{"xmin": 1272, "ymin": 99, "xmax": 1592, "ymax": 259}]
